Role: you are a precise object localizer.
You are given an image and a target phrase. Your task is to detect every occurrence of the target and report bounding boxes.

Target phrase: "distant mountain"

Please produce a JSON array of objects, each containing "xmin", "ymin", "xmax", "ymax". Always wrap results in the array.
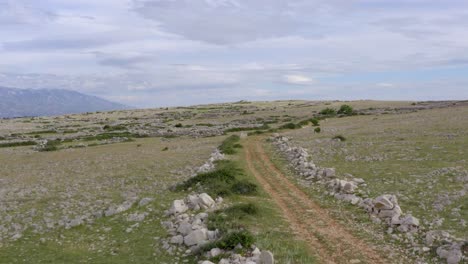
[{"xmin": 0, "ymin": 87, "xmax": 131, "ymax": 118}]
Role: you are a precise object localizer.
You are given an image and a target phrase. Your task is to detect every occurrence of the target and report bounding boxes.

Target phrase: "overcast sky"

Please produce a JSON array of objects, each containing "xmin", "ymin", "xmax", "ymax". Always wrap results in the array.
[{"xmin": 1, "ymin": 0, "xmax": 467, "ymax": 107}]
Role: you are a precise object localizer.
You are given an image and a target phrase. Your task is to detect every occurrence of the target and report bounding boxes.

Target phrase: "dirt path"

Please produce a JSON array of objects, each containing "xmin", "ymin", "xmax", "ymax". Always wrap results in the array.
[{"xmin": 244, "ymin": 138, "xmax": 387, "ymax": 264}]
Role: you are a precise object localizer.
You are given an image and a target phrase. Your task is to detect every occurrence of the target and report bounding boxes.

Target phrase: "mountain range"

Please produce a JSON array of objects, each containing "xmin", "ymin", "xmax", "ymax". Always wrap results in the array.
[{"xmin": 0, "ymin": 86, "xmax": 130, "ymax": 118}]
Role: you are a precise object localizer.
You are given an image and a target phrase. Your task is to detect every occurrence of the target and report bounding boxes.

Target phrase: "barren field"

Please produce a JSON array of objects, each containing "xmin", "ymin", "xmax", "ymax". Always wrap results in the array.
[{"xmin": 0, "ymin": 100, "xmax": 466, "ymax": 264}]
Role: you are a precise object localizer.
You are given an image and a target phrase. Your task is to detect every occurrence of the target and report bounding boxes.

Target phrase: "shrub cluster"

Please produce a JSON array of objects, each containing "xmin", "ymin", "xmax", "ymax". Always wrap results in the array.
[
  {"xmin": 219, "ymin": 135, "xmax": 242, "ymax": 154},
  {"xmin": 175, "ymin": 160, "xmax": 257, "ymax": 197},
  {"xmin": 0, "ymin": 141, "xmax": 37, "ymax": 148}
]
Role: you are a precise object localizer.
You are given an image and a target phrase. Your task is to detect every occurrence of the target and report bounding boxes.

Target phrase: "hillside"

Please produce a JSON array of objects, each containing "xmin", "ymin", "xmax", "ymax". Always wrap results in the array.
[{"xmin": 0, "ymin": 87, "xmax": 130, "ymax": 118}]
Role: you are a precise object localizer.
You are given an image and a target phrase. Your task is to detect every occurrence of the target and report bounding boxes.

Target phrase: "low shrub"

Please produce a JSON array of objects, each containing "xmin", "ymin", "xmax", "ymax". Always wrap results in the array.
[
  {"xmin": 314, "ymin": 127, "xmax": 321, "ymax": 133},
  {"xmin": 279, "ymin": 122, "xmax": 300, "ymax": 130},
  {"xmin": 231, "ymin": 181, "xmax": 257, "ymax": 195},
  {"xmin": 162, "ymin": 147, "xmax": 169, "ymax": 151},
  {"xmin": 103, "ymin": 125, "xmax": 127, "ymax": 131},
  {"xmin": 175, "ymin": 160, "xmax": 257, "ymax": 198},
  {"xmin": 337, "ymin": 104, "xmax": 355, "ymax": 116},
  {"xmin": 319, "ymin": 107, "xmax": 337, "ymax": 116},
  {"xmin": 224, "ymin": 124, "xmax": 270, "ymax": 133},
  {"xmin": 0, "ymin": 141, "xmax": 37, "ymax": 148},
  {"xmin": 174, "ymin": 123, "xmax": 183, "ymax": 128},
  {"xmin": 333, "ymin": 135, "xmax": 346, "ymax": 141},
  {"xmin": 216, "ymin": 231, "xmax": 255, "ymax": 250},
  {"xmin": 219, "ymin": 135, "xmax": 242, "ymax": 154},
  {"xmin": 309, "ymin": 118, "xmax": 320, "ymax": 126},
  {"xmin": 38, "ymin": 140, "xmax": 61, "ymax": 152}
]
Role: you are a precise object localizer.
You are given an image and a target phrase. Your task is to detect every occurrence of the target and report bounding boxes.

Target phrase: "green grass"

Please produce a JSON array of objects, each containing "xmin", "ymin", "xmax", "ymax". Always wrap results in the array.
[
  {"xmin": 174, "ymin": 160, "xmax": 257, "ymax": 197},
  {"xmin": 0, "ymin": 141, "xmax": 37, "ymax": 148},
  {"xmin": 224, "ymin": 124, "xmax": 270, "ymax": 133},
  {"xmin": 219, "ymin": 135, "xmax": 242, "ymax": 154},
  {"xmin": 81, "ymin": 132, "xmax": 143, "ymax": 141}
]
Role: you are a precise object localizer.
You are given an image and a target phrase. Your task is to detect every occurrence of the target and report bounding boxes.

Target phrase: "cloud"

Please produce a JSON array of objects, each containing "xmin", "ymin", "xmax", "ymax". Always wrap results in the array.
[
  {"xmin": 284, "ymin": 74, "xmax": 315, "ymax": 85},
  {"xmin": 0, "ymin": 0, "xmax": 56, "ymax": 25},
  {"xmin": 0, "ymin": 0, "xmax": 468, "ymax": 107}
]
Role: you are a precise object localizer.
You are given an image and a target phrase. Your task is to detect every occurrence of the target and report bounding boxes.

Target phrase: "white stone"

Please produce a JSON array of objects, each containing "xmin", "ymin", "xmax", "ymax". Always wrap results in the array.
[
  {"xmin": 177, "ymin": 222, "xmax": 193, "ymax": 236},
  {"xmin": 184, "ymin": 229, "xmax": 207, "ymax": 246},
  {"xmin": 259, "ymin": 251, "xmax": 274, "ymax": 264},
  {"xmin": 209, "ymin": 248, "xmax": 222, "ymax": 258},
  {"xmin": 170, "ymin": 200, "xmax": 188, "ymax": 215},
  {"xmin": 170, "ymin": 235, "xmax": 184, "ymax": 245},
  {"xmin": 198, "ymin": 193, "xmax": 215, "ymax": 209}
]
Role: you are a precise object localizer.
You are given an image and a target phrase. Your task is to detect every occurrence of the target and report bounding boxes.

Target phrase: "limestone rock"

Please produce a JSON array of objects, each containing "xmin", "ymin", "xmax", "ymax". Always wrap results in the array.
[
  {"xmin": 184, "ymin": 229, "xmax": 207, "ymax": 246},
  {"xmin": 259, "ymin": 250, "xmax": 275, "ymax": 264},
  {"xmin": 170, "ymin": 200, "xmax": 188, "ymax": 215}
]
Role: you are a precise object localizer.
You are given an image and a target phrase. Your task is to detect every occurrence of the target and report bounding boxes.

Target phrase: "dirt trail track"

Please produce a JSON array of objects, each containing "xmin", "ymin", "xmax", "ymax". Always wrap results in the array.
[{"xmin": 244, "ymin": 138, "xmax": 387, "ymax": 264}]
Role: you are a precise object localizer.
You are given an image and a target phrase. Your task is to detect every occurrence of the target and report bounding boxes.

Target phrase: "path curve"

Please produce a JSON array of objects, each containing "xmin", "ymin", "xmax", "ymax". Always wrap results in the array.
[{"xmin": 244, "ymin": 137, "xmax": 387, "ymax": 264}]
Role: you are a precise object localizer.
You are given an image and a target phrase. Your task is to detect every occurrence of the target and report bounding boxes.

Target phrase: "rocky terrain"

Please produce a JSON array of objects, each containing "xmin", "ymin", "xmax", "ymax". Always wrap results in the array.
[{"xmin": 0, "ymin": 100, "xmax": 466, "ymax": 263}]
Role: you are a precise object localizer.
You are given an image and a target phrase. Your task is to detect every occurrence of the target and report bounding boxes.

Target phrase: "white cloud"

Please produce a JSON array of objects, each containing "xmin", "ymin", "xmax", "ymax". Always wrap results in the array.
[
  {"xmin": 0, "ymin": 0, "xmax": 468, "ymax": 107},
  {"xmin": 284, "ymin": 74, "xmax": 315, "ymax": 85}
]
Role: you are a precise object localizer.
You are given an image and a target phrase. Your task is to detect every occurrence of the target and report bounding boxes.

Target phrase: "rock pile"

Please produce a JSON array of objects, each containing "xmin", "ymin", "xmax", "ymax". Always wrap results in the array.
[
  {"xmin": 162, "ymin": 193, "xmax": 275, "ymax": 264},
  {"xmin": 196, "ymin": 149, "xmax": 225, "ymax": 174},
  {"xmin": 272, "ymin": 134, "xmax": 365, "ymax": 205},
  {"xmin": 162, "ymin": 193, "xmax": 221, "ymax": 254}
]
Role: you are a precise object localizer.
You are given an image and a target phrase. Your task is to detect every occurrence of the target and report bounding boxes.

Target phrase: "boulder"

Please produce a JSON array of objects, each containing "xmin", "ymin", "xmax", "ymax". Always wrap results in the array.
[
  {"xmin": 209, "ymin": 248, "xmax": 222, "ymax": 258},
  {"xmin": 170, "ymin": 200, "xmax": 188, "ymax": 215},
  {"xmin": 259, "ymin": 251, "xmax": 275, "ymax": 264},
  {"xmin": 177, "ymin": 221, "xmax": 193, "ymax": 236},
  {"xmin": 184, "ymin": 229, "xmax": 207, "ymax": 246},
  {"xmin": 373, "ymin": 195, "xmax": 396, "ymax": 210},
  {"xmin": 170, "ymin": 235, "xmax": 184, "ymax": 245},
  {"xmin": 198, "ymin": 193, "xmax": 215, "ymax": 209},
  {"xmin": 323, "ymin": 168, "xmax": 336, "ymax": 178}
]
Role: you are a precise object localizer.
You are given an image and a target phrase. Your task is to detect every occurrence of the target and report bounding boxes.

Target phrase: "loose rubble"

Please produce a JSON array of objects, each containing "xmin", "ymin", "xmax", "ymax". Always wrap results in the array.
[
  {"xmin": 271, "ymin": 134, "xmax": 466, "ymax": 264},
  {"xmin": 162, "ymin": 192, "xmax": 275, "ymax": 264}
]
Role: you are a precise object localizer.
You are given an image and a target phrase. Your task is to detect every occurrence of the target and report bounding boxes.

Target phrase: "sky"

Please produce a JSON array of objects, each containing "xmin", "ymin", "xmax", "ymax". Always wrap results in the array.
[{"xmin": 0, "ymin": 0, "xmax": 467, "ymax": 107}]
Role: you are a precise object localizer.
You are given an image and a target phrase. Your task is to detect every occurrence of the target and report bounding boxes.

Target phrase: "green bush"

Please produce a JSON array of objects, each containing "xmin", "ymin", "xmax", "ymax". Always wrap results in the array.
[
  {"xmin": 207, "ymin": 203, "xmax": 259, "ymax": 233},
  {"xmin": 219, "ymin": 135, "xmax": 242, "ymax": 154},
  {"xmin": 103, "ymin": 125, "xmax": 127, "ymax": 131},
  {"xmin": 310, "ymin": 118, "xmax": 320, "ymax": 126},
  {"xmin": 279, "ymin": 122, "xmax": 300, "ymax": 130},
  {"xmin": 333, "ymin": 135, "xmax": 346, "ymax": 141},
  {"xmin": 314, "ymin": 127, "xmax": 321, "ymax": 133},
  {"xmin": 0, "ymin": 141, "xmax": 37, "ymax": 148},
  {"xmin": 224, "ymin": 124, "xmax": 270, "ymax": 133},
  {"xmin": 174, "ymin": 123, "xmax": 183, "ymax": 128},
  {"xmin": 215, "ymin": 231, "xmax": 255, "ymax": 250},
  {"xmin": 231, "ymin": 181, "xmax": 257, "ymax": 195},
  {"xmin": 39, "ymin": 140, "xmax": 61, "ymax": 152},
  {"xmin": 175, "ymin": 160, "xmax": 257, "ymax": 198},
  {"xmin": 162, "ymin": 147, "xmax": 169, "ymax": 151},
  {"xmin": 319, "ymin": 107, "xmax": 337, "ymax": 116},
  {"xmin": 297, "ymin": 120, "xmax": 310, "ymax": 127},
  {"xmin": 337, "ymin": 104, "xmax": 355, "ymax": 116}
]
